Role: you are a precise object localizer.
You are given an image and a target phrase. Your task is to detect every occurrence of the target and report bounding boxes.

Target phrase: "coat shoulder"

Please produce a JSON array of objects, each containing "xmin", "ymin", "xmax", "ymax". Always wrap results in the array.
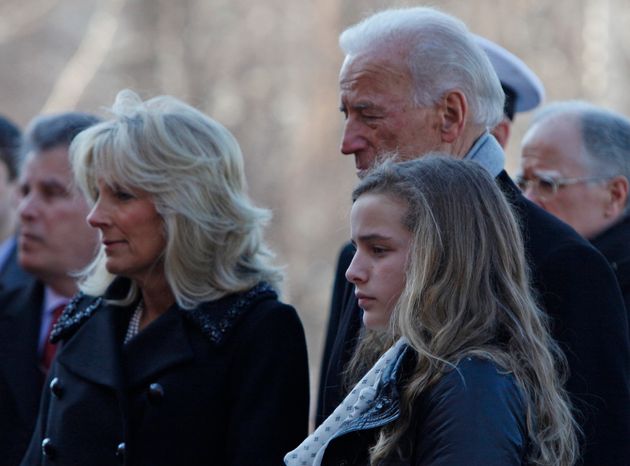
[
  {"xmin": 409, "ymin": 357, "xmax": 527, "ymax": 465},
  {"xmin": 181, "ymin": 281, "xmax": 283, "ymax": 346}
]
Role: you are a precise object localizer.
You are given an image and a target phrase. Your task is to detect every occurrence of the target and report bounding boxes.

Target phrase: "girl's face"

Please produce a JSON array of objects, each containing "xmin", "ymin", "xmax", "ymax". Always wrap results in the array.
[{"xmin": 346, "ymin": 193, "xmax": 413, "ymax": 330}]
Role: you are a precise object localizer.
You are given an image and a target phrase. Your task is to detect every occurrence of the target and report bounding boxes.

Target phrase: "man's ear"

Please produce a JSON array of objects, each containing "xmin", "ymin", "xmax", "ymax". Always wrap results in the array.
[
  {"xmin": 439, "ymin": 90, "xmax": 467, "ymax": 143},
  {"xmin": 605, "ymin": 175, "xmax": 629, "ymax": 218},
  {"xmin": 490, "ymin": 118, "xmax": 511, "ymax": 149}
]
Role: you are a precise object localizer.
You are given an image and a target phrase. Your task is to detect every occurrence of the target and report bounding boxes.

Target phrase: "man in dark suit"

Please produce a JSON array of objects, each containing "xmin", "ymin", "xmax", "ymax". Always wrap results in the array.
[
  {"xmin": 519, "ymin": 101, "xmax": 630, "ymax": 314},
  {"xmin": 0, "ymin": 112, "xmax": 100, "ymax": 466},
  {"xmin": 318, "ymin": 7, "xmax": 630, "ymax": 466}
]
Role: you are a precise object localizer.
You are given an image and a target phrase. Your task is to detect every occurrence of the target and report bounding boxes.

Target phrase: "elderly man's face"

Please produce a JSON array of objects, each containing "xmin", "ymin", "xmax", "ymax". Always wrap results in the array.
[
  {"xmin": 519, "ymin": 116, "xmax": 614, "ymax": 239},
  {"xmin": 17, "ymin": 147, "xmax": 98, "ymax": 284},
  {"xmin": 339, "ymin": 52, "xmax": 443, "ymax": 178}
]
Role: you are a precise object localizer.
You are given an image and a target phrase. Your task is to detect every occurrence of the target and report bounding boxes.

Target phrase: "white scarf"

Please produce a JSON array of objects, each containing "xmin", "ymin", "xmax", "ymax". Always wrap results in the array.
[{"xmin": 285, "ymin": 338, "xmax": 408, "ymax": 466}]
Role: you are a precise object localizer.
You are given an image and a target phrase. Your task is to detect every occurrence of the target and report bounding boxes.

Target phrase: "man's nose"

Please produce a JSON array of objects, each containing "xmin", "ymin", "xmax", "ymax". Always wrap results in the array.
[
  {"xmin": 340, "ymin": 119, "xmax": 368, "ymax": 155},
  {"xmin": 17, "ymin": 192, "xmax": 37, "ymax": 222}
]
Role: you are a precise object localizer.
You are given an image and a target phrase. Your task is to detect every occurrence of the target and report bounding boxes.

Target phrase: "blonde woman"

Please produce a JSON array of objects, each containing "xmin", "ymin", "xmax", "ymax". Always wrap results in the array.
[
  {"xmin": 22, "ymin": 90, "xmax": 309, "ymax": 466},
  {"xmin": 288, "ymin": 157, "xmax": 577, "ymax": 465}
]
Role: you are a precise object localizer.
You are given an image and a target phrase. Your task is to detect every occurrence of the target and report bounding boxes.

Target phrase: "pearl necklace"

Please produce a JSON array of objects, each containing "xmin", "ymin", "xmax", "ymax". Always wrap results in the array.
[{"xmin": 124, "ymin": 300, "xmax": 144, "ymax": 344}]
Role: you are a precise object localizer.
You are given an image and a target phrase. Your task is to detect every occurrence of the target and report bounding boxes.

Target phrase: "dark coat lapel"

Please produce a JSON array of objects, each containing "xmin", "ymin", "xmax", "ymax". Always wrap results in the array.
[
  {"xmin": 56, "ymin": 304, "xmax": 123, "ymax": 389},
  {"xmin": 123, "ymin": 308, "xmax": 195, "ymax": 389}
]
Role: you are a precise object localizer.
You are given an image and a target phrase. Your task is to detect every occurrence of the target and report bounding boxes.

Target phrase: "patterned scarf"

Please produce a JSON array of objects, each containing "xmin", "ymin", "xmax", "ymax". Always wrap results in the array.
[{"xmin": 285, "ymin": 338, "xmax": 408, "ymax": 466}]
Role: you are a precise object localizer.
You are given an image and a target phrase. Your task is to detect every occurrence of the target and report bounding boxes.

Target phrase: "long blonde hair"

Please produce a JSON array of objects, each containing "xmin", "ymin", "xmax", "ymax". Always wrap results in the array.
[
  {"xmin": 348, "ymin": 156, "xmax": 578, "ymax": 465},
  {"xmin": 71, "ymin": 90, "xmax": 283, "ymax": 308}
]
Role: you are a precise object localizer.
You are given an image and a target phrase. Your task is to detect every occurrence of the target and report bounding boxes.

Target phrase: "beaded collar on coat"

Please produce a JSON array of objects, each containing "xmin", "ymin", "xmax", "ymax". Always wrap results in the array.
[{"xmin": 50, "ymin": 278, "xmax": 277, "ymax": 346}]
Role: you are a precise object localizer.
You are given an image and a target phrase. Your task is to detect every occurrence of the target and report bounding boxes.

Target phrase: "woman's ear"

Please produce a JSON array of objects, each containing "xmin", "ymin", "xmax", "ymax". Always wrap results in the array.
[{"xmin": 439, "ymin": 90, "xmax": 467, "ymax": 143}]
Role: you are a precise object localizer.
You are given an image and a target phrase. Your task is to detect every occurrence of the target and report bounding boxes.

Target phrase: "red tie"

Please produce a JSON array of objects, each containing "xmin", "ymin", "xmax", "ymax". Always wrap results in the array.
[{"xmin": 41, "ymin": 304, "xmax": 66, "ymax": 373}]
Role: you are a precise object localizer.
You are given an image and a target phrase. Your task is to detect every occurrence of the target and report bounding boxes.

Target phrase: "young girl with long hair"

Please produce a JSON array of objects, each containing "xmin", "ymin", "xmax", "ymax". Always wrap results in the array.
[{"xmin": 287, "ymin": 156, "xmax": 578, "ymax": 466}]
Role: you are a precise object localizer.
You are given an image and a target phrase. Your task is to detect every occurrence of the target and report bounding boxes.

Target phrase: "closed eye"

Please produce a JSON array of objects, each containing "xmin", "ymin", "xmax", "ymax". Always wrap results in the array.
[
  {"xmin": 371, "ymin": 245, "xmax": 388, "ymax": 255},
  {"xmin": 537, "ymin": 176, "xmax": 556, "ymax": 191},
  {"xmin": 110, "ymin": 183, "xmax": 136, "ymax": 201},
  {"xmin": 40, "ymin": 181, "xmax": 70, "ymax": 200},
  {"xmin": 114, "ymin": 190, "xmax": 134, "ymax": 201}
]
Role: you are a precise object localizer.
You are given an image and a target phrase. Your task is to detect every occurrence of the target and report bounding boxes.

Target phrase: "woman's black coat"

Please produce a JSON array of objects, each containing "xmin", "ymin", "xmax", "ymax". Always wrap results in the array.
[{"xmin": 20, "ymin": 280, "xmax": 310, "ymax": 466}]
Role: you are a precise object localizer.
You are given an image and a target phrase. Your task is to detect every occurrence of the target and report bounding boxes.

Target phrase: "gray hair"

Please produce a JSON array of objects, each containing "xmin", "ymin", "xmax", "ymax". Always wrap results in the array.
[
  {"xmin": 23, "ymin": 112, "xmax": 101, "ymax": 157},
  {"xmin": 531, "ymin": 101, "xmax": 630, "ymax": 204},
  {"xmin": 71, "ymin": 90, "xmax": 283, "ymax": 308},
  {"xmin": 339, "ymin": 7, "xmax": 504, "ymax": 129}
]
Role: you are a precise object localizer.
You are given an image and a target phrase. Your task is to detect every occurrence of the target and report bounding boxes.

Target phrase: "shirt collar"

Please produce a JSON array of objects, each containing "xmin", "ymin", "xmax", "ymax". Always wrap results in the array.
[
  {"xmin": 463, "ymin": 132, "xmax": 505, "ymax": 178},
  {"xmin": 43, "ymin": 286, "xmax": 70, "ymax": 316}
]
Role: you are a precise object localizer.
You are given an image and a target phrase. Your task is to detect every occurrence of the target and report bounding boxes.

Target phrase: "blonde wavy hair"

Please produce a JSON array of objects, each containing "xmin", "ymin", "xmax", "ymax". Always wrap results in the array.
[
  {"xmin": 347, "ymin": 156, "xmax": 578, "ymax": 465},
  {"xmin": 70, "ymin": 89, "xmax": 282, "ymax": 308}
]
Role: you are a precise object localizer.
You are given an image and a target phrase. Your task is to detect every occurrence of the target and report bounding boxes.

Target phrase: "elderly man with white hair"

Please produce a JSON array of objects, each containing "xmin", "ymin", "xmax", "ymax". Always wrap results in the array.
[{"xmin": 317, "ymin": 7, "xmax": 630, "ymax": 466}]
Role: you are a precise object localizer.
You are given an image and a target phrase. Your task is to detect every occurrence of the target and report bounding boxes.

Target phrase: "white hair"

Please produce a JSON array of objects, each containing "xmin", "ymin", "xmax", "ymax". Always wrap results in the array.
[
  {"xmin": 71, "ymin": 89, "xmax": 283, "ymax": 308},
  {"xmin": 340, "ymin": 7, "xmax": 504, "ymax": 129}
]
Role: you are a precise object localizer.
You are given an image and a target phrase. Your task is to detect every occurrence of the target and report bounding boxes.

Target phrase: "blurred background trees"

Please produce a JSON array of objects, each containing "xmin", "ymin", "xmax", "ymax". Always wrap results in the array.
[{"xmin": 2, "ymin": 0, "xmax": 630, "ymax": 412}]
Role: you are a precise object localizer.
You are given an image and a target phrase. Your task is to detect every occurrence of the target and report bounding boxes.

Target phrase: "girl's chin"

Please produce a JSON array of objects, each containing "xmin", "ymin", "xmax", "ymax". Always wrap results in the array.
[{"xmin": 362, "ymin": 316, "xmax": 389, "ymax": 331}]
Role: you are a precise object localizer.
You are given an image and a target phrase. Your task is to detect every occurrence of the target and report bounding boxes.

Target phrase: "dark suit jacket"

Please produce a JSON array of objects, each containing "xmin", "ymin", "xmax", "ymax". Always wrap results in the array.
[
  {"xmin": 21, "ymin": 279, "xmax": 310, "ymax": 466},
  {"xmin": 591, "ymin": 214, "xmax": 630, "ymax": 315},
  {"xmin": 318, "ymin": 171, "xmax": 630, "ymax": 466},
  {"xmin": 0, "ymin": 277, "xmax": 44, "ymax": 466},
  {"xmin": 0, "ymin": 240, "xmax": 34, "ymax": 293}
]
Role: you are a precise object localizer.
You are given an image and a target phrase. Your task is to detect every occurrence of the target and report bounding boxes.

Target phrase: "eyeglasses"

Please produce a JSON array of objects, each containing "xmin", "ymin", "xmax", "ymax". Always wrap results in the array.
[{"xmin": 515, "ymin": 174, "xmax": 611, "ymax": 200}]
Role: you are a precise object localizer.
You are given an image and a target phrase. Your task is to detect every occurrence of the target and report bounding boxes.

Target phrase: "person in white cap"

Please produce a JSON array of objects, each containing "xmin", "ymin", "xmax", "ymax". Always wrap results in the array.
[{"xmin": 475, "ymin": 34, "xmax": 545, "ymax": 148}]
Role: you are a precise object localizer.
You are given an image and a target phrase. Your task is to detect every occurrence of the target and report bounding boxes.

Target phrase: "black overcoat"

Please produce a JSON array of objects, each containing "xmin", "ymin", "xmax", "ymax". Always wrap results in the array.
[
  {"xmin": 21, "ymin": 279, "xmax": 310, "ymax": 466},
  {"xmin": 591, "ymin": 214, "xmax": 630, "ymax": 316},
  {"xmin": 318, "ymin": 171, "xmax": 630, "ymax": 466},
  {"xmin": 0, "ymin": 277, "xmax": 43, "ymax": 466}
]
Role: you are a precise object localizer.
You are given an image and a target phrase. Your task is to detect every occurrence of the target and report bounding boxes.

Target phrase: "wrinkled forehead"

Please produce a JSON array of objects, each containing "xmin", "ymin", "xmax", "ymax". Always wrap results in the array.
[
  {"xmin": 341, "ymin": 47, "xmax": 410, "ymax": 81},
  {"xmin": 521, "ymin": 116, "xmax": 589, "ymax": 171},
  {"xmin": 339, "ymin": 54, "xmax": 415, "ymax": 105}
]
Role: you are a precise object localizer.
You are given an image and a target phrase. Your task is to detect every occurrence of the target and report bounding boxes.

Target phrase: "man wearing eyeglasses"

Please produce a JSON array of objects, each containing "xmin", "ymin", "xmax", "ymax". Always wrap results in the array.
[{"xmin": 519, "ymin": 101, "xmax": 630, "ymax": 312}]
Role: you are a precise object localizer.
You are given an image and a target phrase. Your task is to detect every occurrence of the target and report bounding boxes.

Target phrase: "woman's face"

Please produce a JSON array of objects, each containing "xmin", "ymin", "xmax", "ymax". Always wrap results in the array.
[
  {"xmin": 346, "ymin": 193, "xmax": 412, "ymax": 330},
  {"xmin": 87, "ymin": 179, "xmax": 166, "ymax": 283}
]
